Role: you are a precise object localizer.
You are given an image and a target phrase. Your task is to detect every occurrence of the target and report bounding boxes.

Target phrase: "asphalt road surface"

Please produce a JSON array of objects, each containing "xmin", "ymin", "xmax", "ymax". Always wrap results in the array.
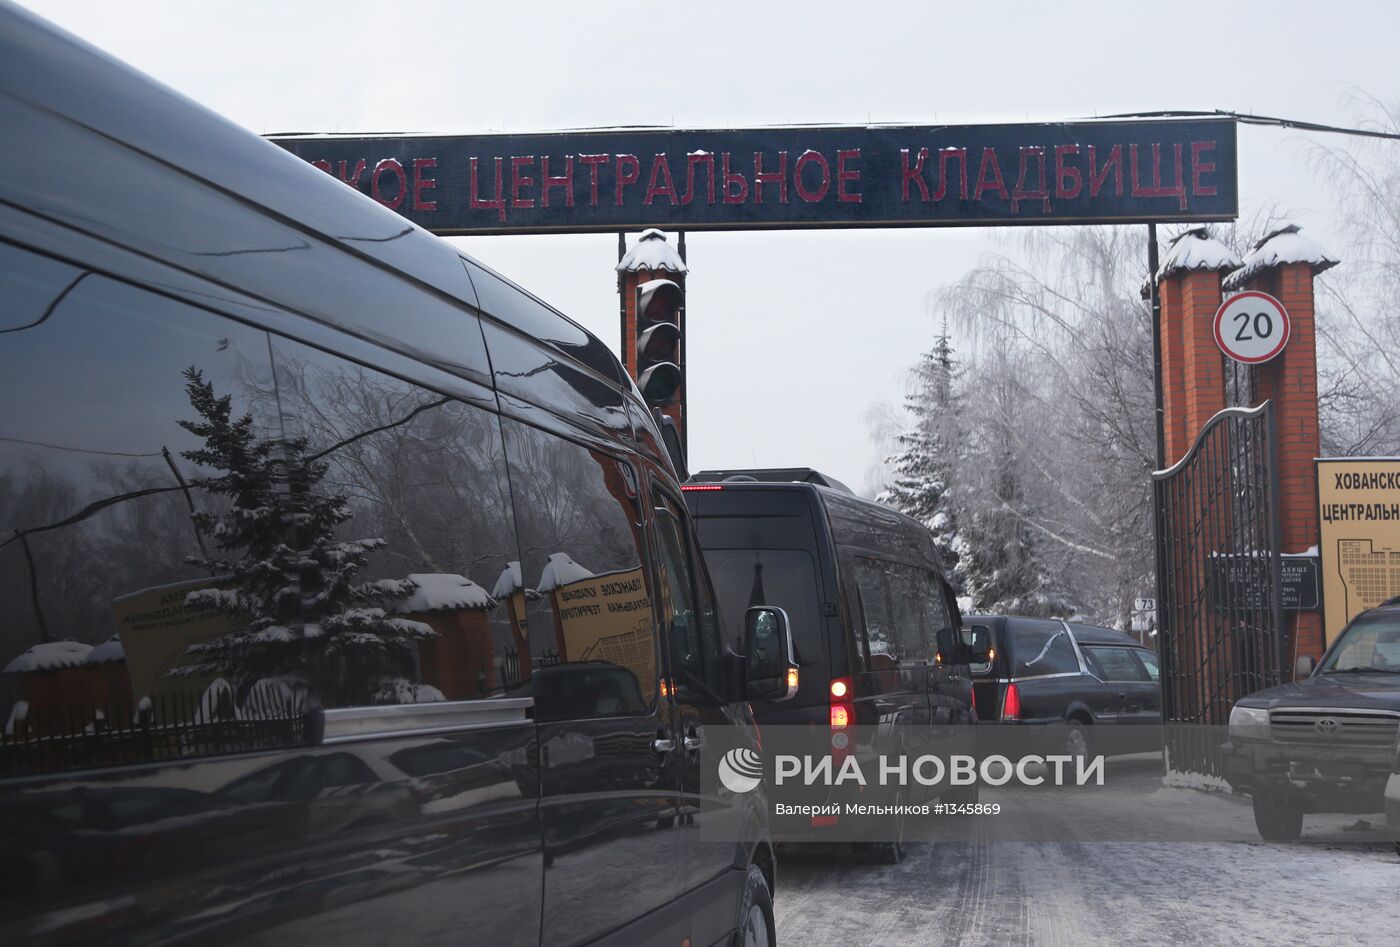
[{"xmin": 774, "ymin": 756, "xmax": 1398, "ymax": 946}]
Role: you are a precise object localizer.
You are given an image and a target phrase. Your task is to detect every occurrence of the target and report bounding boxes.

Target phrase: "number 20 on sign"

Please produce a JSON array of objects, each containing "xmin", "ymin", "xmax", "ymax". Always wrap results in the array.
[{"xmin": 1213, "ymin": 290, "xmax": 1291, "ymax": 364}]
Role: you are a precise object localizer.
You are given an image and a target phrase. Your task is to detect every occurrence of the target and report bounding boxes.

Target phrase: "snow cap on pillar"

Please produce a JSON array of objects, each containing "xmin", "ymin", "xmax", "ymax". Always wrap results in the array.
[
  {"xmin": 1141, "ymin": 226, "xmax": 1240, "ymax": 298},
  {"xmin": 1223, "ymin": 224, "xmax": 1338, "ymax": 291},
  {"xmin": 1157, "ymin": 226, "xmax": 1242, "ymax": 280},
  {"xmin": 617, "ymin": 228, "xmax": 687, "ymax": 274}
]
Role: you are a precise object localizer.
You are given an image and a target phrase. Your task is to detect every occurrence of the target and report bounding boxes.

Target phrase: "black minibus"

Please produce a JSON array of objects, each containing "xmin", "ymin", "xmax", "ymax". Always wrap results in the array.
[{"xmin": 0, "ymin": 5, "xmax": 781, "ymax": 944}]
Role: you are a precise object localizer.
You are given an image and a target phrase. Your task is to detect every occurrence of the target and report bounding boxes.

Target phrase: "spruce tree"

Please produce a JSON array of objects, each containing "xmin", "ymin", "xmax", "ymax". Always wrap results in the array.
[
  {"xmin": 879, "ymin": 319, "xmax": 967, "ymax": 591},
  {"xmin": 175, "ymin": 368, "xmax": 435, "ymax": 707}
]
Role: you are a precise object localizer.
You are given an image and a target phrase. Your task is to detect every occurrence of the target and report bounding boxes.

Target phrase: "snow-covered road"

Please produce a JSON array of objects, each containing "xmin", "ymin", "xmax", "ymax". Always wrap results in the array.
[{"xmin": 774, "ymin": 757, "xmax": 1398, "ymax": 946}]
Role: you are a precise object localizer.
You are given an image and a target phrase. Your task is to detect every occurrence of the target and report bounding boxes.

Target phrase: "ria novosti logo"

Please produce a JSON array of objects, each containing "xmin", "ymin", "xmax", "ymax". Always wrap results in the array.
[{"xmin": 718, "ymin": 747, "xmax": 764, "ymax": 794}]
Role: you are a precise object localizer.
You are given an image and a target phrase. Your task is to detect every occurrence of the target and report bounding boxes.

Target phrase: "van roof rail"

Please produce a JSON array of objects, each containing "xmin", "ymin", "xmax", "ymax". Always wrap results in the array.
[{"xmin": 687, "ymin": 467, "xmax": 854, "ymax": 494}]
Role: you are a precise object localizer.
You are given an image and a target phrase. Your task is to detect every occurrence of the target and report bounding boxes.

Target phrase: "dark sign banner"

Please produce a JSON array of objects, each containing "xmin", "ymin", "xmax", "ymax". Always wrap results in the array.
[
  {"xmin": 270, "ymin": 119, "xmax": 1238, "ymax": 235},
  {"xmin": 1210, "ymin": 554, "xmax": 1321, "ymax": 612}
]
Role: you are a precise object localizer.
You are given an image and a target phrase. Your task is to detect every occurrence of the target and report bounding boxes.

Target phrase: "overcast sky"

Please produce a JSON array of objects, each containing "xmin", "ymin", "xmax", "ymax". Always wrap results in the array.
[{"xmin": 21, "ymin": 0, "xmax": 1400, "ymax": 493}]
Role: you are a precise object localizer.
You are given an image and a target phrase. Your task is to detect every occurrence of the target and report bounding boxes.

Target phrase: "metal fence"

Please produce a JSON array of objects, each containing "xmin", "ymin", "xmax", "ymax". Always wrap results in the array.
[
  {"xmin": 0, "ymin": 688, "xmax": 307, "ymax": 778},
  {"xmin": 1153, "ymin": 402, "xmax": 1287, "ymax": 777}
]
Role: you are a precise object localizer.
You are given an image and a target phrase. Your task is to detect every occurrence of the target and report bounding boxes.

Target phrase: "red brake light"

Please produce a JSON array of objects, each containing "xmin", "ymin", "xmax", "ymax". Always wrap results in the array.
[
  {"xmin": 829, "ymin": 676, "xmax": 853, "ymax": 730},
  {"xmin": 970, "ymin": 686, "xmax": 977, "ymax": 715},
  {"xmin": 680, "ymin": 484, "xmax": 722, "ymax": 492},
  {"xmin": 1001, "ymin": 682, "xmax": 1021, "ymax": 721}
]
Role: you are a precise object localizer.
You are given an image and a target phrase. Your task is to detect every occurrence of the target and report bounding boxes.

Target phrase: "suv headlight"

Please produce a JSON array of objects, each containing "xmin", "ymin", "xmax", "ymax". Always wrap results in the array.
[{"xmin": 1228, "ymin": 705, "xmax": 1269, "ymax": 739}]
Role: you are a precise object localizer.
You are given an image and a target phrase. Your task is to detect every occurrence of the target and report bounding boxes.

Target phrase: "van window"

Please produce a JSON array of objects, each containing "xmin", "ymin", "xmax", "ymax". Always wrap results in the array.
[
  {"xmin": 653, "ymin": 492, "xmax": 724, "ymax": 695},
  {"xmin": 464, "ymin": 258, "xmax": 623, "ymax": 386},
  {"xmin": 850, "ymin": 558, "xmax": 927, "ymax": 665},
  {"xmin": 963, "ymin": 623, "xmax": 995, "ymax": 675},
  {"xmin": 917, "ymin": 572, "xmax": 957, "ymax": 662},
  {"xmin": 501, "ymin": 420, "xmax": 658, "ymax": 719},
  {"xmin": 1012, "ymin": 621, "xmax": 1081, "ymax": 676},
  {"xmin": 703, "ymin": 548, "xmax": 821, "ymax": 667},
  {"xmin": 0, "ymin": 244, "xmax": 293, "ymax": 774},
  {"xmin": 270, "ymin": 337, "xmax": 521, "ymax": 708}
]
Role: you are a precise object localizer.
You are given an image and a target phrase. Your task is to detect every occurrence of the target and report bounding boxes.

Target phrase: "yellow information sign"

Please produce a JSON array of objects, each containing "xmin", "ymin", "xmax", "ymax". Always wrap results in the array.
[
  {"xmin": 1317, "ymin": 458, "xmax": 1400, "ymax": 644},
  {"xmin": 550, "ymin": 566, "xmax": 655, "ymax": 699},
  {"xmin": 111, "ymin": 577, "xmax": 240, "ymax": 699}
]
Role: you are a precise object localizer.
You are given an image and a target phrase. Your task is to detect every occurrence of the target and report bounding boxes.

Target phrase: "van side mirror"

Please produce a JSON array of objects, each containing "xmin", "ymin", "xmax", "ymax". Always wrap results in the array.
[
  {"xmin": 744, "ymin": 606, "xmax": 798, "ymax": 702},
  {"xmin": 1294, "ymin": 655, "xmax": 1315, "ymax": 679}
]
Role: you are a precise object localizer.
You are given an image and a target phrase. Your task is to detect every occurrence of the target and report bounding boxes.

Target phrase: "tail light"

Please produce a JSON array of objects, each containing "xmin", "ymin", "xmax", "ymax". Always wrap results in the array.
[
  {"xmin": 829, "ymin": 677, "xmax": 853, "ymax": 730},
  {"xmin": 970, "ymin": 685, "xmax": 977, "ymax": 716},
  {"xmin": 1000, "ymin": 682, "xmax": 1021, "ymax": 721}
]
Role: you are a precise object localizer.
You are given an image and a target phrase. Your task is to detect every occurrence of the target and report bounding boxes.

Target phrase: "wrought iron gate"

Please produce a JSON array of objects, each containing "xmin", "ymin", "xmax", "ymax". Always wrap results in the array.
[{"xmin": 1153, "ymin": 402, "xmax": 1287, "ymax": 777}]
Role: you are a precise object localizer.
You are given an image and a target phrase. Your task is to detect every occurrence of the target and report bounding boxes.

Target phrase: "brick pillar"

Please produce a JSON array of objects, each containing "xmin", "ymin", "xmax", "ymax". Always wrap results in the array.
[
  {"xmin": 1159, "ymin": 268, "xmax": 1229, "ymax": 463},
  {"xmin": 1157, "ymin": 276, "xmax": 1188, "ymax": 464},
  {"xmin": 1241, "ymin": 262, "xmax": 1327, "ymax": 662}
]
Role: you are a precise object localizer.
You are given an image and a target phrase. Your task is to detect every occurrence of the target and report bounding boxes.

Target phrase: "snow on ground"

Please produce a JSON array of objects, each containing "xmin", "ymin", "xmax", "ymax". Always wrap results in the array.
[{"xmin": 776, "ymin": 756, "xmax": 1397, "ymax": 946}]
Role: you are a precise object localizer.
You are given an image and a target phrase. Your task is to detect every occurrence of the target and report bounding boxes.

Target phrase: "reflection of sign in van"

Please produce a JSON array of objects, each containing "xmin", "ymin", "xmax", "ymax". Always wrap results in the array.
[
  {"xmin": 111, "ymin": 577, "xmax": 240, "ymax": 700},
  {"xmin": 545, "ymin": 563, "xmax": 654, "ymax": 700}
]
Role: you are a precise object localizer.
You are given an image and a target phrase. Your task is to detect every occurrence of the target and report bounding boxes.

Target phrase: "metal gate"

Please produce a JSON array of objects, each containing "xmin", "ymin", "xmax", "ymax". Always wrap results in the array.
[{"xmin": 1153, "ymin": 402, "xmax": 1287, "ymax": 777}]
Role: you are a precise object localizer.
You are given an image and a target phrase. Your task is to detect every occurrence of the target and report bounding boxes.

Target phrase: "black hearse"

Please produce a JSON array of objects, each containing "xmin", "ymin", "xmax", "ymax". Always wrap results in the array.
[
  {"xmin": 683, "ymin": 468, "xmax": 978, "ymax": 861},
  {"xmin": 0, "ymin": 5, "xmax": 781, "ymax": 944},
  {"xmin": 964, "ymin": 617, "xmax": 1162, "ymax": 758}
]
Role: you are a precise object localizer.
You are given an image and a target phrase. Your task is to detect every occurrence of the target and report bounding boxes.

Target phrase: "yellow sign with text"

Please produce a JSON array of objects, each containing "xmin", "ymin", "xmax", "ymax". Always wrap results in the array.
[
  {"xmin": 1318, "ymin": 458, "xmax": 1400, "ymax": 644},
  {"xmin": 551, "ymin": 567, "xmax": 655, "ymax": 699}
]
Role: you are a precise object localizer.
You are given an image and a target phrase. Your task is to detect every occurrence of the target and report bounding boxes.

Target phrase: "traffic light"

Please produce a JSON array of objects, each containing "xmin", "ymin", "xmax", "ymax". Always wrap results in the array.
[{"xmin": 635, "ymin": 278, "xmax": 683, "ymax": 406}]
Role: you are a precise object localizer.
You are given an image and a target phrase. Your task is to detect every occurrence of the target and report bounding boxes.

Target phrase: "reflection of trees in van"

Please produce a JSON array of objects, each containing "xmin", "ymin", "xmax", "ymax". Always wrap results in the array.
[
  {"xmin": 270, "ymin": 345, "xmax": 524, "ymax": 703},
  {"xmin": 173, "ymin": 369, "xmax": 436, "ymax": 707}
]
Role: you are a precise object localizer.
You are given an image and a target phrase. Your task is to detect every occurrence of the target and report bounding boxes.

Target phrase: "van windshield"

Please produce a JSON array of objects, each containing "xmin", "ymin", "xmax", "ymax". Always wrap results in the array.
[{"xmin": 702, "ymin": 548, "xmax": 823, "ymax": 666}]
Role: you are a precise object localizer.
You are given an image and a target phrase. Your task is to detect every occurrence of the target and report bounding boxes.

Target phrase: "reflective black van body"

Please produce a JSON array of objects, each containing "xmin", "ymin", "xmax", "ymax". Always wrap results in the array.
[
  {"xmin": 683, "ymin": 471, "xmax": 975, "ymax": 734},
  {"xmin": 0, "ymin": 6, "xmax": 772, "ymax": 944}
]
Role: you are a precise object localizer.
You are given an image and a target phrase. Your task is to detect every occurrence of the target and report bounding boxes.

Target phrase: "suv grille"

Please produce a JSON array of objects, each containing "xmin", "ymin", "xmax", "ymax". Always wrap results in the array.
[{"xmin": 1269, "ymin": 710, "xmax": 1400, "ymax": 747}]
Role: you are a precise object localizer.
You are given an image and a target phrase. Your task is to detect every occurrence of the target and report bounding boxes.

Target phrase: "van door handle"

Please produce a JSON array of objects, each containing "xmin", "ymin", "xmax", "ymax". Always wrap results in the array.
[
  {"xmin": 683, "ymin": 725, "xmax": 702, "ymax": 753},
  {"xmin": 653, "ymin": 730, "xmax": 676, "ymax": 755}
]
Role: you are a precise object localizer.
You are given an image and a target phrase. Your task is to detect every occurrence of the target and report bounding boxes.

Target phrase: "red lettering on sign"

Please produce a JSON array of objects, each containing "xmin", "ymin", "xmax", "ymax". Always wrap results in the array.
[
  {"xmin": 311, "ymin": 159, "xmax": 333, "ymax": 174},
  {"xmin": 1011, "ymin": 146, "xmax": 1049, "ymax": 213},
  {"xmin": 338, "ymin": 159, "xmax": 367, "ymax": 189},
  {"xmin": 579, "ymin": 154, "xmax": 608, "ymax": 207},
  {"xmin": 510, "ymin": 156, "xmax": 536, "ymax": 208},
  {"xmin": 1129, "ymin": 142, "xmax": 1186, "ymax": 209},
  {"xmin": 973, "ymin": 147, "xmax": 1007, "ymax": 201},
  {"xmin": 901, "ymin": 148, "xmax": 930, "ymax": 202},
  {"xmin": 615, "ymin": 154, "xmax": 641, "ymax": 206},
  {"xmin": 1053, "ymin": 145, "xmax": 1082, "ymax": 200},
  {"xmin": 371, "ymin": 158, "xmax": 407, "ymax": 210},
  {"xmin": 412, "ymin": 157, "xmax": 438, "ymax": 211},
  {"xmin": 836, "ymin": 149, "xmax": 862, "ymax": 203},
  {"xmin": 794, "ymin": 150, "xmax": 830, "ymax": 203},
  {"xmin": 1191, "ymin": 141, "xmax": 1217, "ymax": 197},
  {"xmin": 933, "ymin": 148, "xmax": 968, "ymax": 201},
  {"xmin": 644, "ymin": 154, "xmax": 677, "ymax": 205},
  {"xmin": 753, "ymin": 150, "xmax": 788, "ymax": 204},
  {"xmin": 540, "ymin": 155, "xmax": 574, "ymax": 208},
  {"xmin": 721, "ymin": 153, "xmax": 749, "ymax": 204},
  {"xmin": 681, "ymin": 152, "xmax": 716, "ymax": 205},
  {"xmin": 469, "ymin": 156, "xmax": 507, "ymax": 222},
  {"xmin": 1088, "ymin": 144, "xmax": 1123, "ymax": 198}
]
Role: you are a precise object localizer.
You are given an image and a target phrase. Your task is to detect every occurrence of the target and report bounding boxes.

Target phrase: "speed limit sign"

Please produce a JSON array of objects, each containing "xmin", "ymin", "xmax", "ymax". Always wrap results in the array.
[{"xmin": 1213, "ymin": 291, "xmax": 1290, "ymax": 364}]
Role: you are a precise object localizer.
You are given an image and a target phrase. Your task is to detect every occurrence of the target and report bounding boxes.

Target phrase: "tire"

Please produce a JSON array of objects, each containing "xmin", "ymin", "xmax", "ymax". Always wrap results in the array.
[
  {"xmin": 733, "ymin": 863, "xmax": 775, "ymax": 947},
  {"xmin": 867, "ymin": 785, "xmax": 907, "ymax": 864},
  {"xmin": 1065, "ymin": 721, "xmax": 1091, "ymax": 762},
  {"xmin": 1252, "ymin": 790, "xmax": 1303, "ymax": 842}
]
